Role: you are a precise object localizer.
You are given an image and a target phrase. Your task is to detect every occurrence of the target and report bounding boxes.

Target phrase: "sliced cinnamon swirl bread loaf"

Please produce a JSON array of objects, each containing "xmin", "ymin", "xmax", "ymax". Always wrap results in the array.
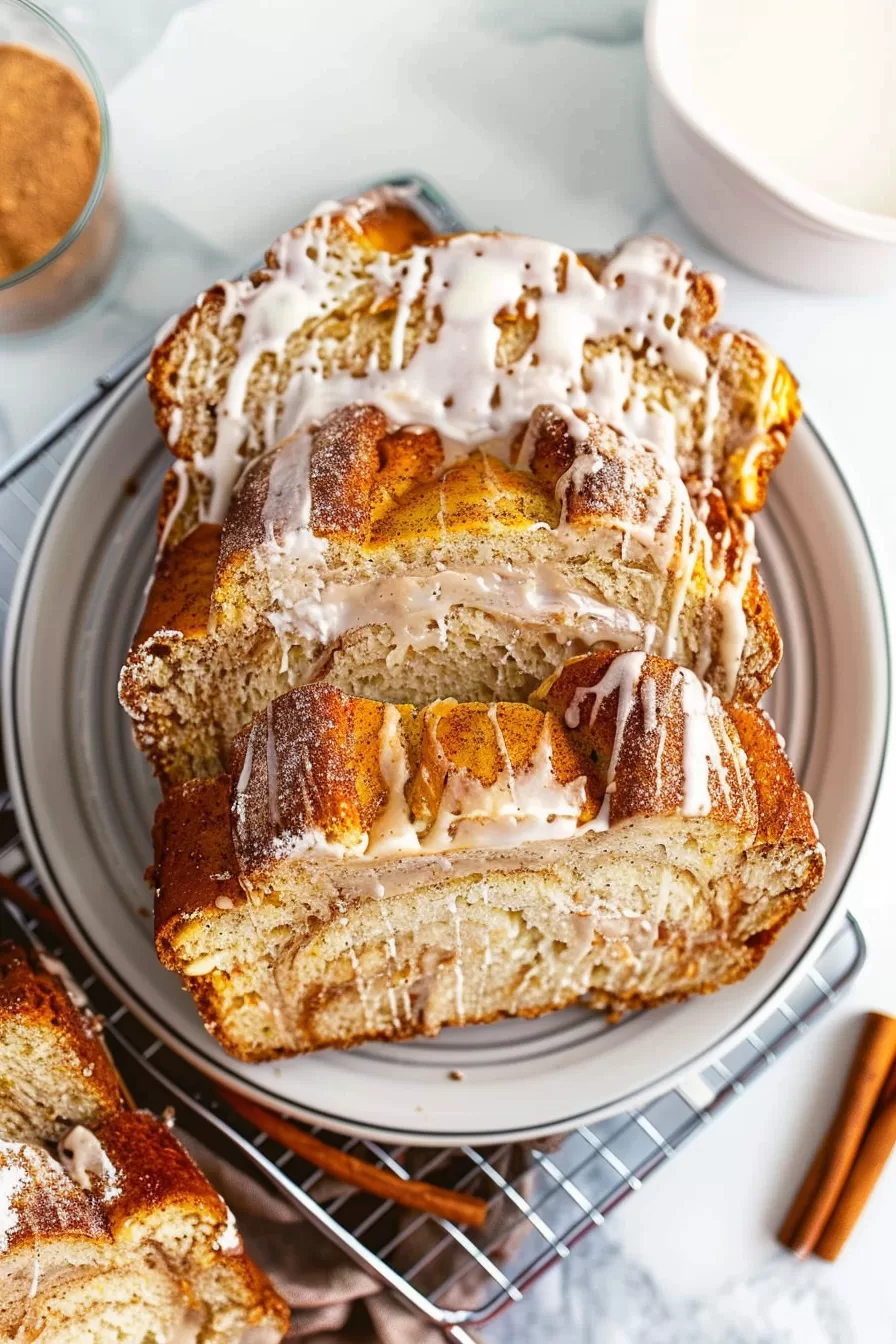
[{"xmin": 149, "ymin": 651, "xmax": 823, "ymax": 1063}]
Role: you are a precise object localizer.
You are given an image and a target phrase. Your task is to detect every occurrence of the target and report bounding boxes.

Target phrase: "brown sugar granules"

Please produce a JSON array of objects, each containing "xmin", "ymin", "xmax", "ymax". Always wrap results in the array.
[{"xmin": 0, "ymin": 44, "xmax": 101, "ymax": 279}]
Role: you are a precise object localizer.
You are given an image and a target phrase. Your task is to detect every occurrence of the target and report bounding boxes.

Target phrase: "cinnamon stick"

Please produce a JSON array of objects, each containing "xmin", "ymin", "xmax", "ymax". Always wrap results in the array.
[
  {"xmin": 778, "ymin": 1012, "xmax": 896, "ymax": 1257},
  {"xmin": 217, "ymin": 1084, "xmax": 488, "ymax": 1228},
  {"xmin": 0, "ymin": 873, "xmax": 65, "ymax": 934},
  {"xmin": 814, "ymin": 1056, "xmax": 896, "ymax": 1261}
]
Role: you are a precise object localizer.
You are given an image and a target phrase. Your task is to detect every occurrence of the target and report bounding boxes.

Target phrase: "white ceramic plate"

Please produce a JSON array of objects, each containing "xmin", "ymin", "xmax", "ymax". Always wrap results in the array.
[{"xmin": 3, "ymin": 365, "xmax": 889, "ymax": 1144}]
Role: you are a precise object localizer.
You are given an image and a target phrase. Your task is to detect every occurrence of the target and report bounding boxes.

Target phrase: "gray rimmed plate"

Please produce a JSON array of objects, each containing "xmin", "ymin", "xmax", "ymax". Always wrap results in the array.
[{"xmin": 2, "ymin": 366, "xmax": 889, "ymax": 1144}]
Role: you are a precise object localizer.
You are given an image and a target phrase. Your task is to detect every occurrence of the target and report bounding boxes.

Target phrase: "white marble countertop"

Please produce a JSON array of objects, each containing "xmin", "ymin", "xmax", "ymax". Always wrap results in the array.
[{"xmin": 3, "ymin": 3, "xmax": 895, "ymax": 1340}]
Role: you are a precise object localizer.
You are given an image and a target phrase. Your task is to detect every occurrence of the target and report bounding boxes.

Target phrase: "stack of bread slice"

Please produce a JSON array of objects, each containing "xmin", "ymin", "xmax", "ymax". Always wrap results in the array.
[
  {"xmin": 121, "ymin": 188, "xmax": 822, "ymax": 1062},
  {"xmin": 0, "ymin": 939, "xmax": 288, "ymax": 1341}
]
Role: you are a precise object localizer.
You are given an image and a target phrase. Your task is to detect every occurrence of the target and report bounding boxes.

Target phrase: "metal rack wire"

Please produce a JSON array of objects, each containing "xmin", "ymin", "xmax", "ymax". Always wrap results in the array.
[{"xmin": 0, "ymin": 174, "xmax": 868, "ymax": 1338}]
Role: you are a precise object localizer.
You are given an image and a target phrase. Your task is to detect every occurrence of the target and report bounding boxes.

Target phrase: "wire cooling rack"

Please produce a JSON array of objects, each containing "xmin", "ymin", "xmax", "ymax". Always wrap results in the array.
[{"xmin": 0, "ymin": 175, "xmax": 868, "ymax": 1339}]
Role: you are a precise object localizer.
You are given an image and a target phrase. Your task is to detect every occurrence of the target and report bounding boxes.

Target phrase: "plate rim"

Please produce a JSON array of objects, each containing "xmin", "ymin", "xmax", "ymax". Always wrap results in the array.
[{"xmin": 3, "ymin": 366, "xmax": 891, "ymax": 1145}]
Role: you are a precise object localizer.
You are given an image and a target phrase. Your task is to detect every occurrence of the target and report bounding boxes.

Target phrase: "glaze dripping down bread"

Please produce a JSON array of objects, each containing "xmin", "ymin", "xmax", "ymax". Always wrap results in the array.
[
  {"xmin": 0, "ymin": 940, "xmax": 288, "ymax": 1343},
  {"xmin": 121, "ymin": 402, "xmax": 780, "ymax": 786},
  {"xmin": 149, "ymin": 651, "xmax": 823, "ymax": 1062},
  {"xmin": 149, "ymin": 189, "xmax": 800, "ymax": 533}
]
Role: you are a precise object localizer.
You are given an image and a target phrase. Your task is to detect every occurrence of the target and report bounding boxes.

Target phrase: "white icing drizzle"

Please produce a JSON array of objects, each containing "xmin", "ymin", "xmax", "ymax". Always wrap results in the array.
[
  {"xmin": 367, "ymin": 705, "xmax": 421, "ymax": 856},
  {"xmin": 168, "ymin": 337, "xmax": 196, "ymax": 449},
  {"xmin": 677, "ymin": 669, "xmax": 732, "ymax": 816},
  {"xmin": 346, "ymin": 941, "xmax": 374, "ymax": 1033},
  {"xmin": 563, "ymin": 652, "xmax": 743, "ymax": 821},
  {"xmin": 261, "ymin": 706, "xmax": 599, "ymax": 865},
  {"xmin": 378, "ymin": 899, "xmax": 411, "ymax": 1025},
  {"xmin": 212, "ymin": 1204, "xmax": 241, "ymax": 1253},
  {"xmin": 157, "ymin": 208, "xmax": 720, "ymax": 523},
  {"xmin": 262, "ymin": 429, "xmax": 326, "ymax": 568},
  {"xmin": 566, "ymin": 651, "xmax": 647, "ymax": 826},
  {"xmin": 264, "ymin": 563, "xmax": 646, "ymax": 669},
  {"xmin": 202, "ymin": 209, "xmax": 353, "ymax": 522},
  {"xmin": 249, "ymin": 644, "xmax": 753, "ymax": 874},
  {"xmin": 447, "ymin": 892, "xmax": 465, "ymax": 1024},
  {"xmin": 58, "ymin": 1126, "xmax": 120, "ymax": 1198},
  {"xmin": 420, "ymin": 711, "xmax": 593, "ymax": 852},
  {"xmin": 235, "ymin": 736, "xmax": 255, "ymax": 796},
  {"xmin": 715, "ymin": 514, "xmax": 757, "ymax": 699},
  {"xmin": 307, "ymin": 232, "xmax": 707, "ymax": 448}
]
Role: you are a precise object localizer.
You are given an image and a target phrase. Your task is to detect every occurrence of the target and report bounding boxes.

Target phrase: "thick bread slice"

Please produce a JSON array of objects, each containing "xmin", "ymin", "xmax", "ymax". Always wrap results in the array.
[
  {"xmin": 0, "ymin": 1112, "xmax": 288, "ymax": 1343},
  {"xmin": 0, "ymin": 941, "xmax": 121, "ymax": 1145},
  {"xmin": 0, "ymin": 943, "xmax": 289, "ymax": 1342},
  {"xmin": 150, "ymin": 652, "xmax": 822, "ymax": 1062},
  {"xmin": 148, "ymin": 190, "xmax": 799, "ymax": 529},
  {"xmin": 121, "ymin": 404, "xmax": 780, "ymax": 787}
]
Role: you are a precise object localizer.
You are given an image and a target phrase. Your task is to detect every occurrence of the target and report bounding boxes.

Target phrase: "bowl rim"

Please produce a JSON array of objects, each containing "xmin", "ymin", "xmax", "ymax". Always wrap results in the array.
[
  {"xmin": 644, "ymin": 0, "xmax": 896, "ymax": 246},
  {"xmin": 0, "ymin": 0, "xmax": 112, "ymax": 292}
]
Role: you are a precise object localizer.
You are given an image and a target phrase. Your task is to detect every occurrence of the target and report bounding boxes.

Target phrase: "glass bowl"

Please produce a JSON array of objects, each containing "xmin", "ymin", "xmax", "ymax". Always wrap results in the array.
[{"xmin": 0, "ymin": 0, "xmax": 122, "ymax": 332}]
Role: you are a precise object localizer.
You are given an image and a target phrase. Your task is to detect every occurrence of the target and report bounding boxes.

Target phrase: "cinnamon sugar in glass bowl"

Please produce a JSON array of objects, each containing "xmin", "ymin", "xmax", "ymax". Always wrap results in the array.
[{"xmin": 0, "ymin": 0, "xmax": 122, "ymax": 332}]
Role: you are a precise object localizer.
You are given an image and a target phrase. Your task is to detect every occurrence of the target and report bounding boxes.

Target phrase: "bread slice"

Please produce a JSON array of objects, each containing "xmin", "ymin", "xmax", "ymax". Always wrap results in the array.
[
  {"xmin": 0, "ymin": 941, "xmax": 121, "ymax": 1145},
  {"xmin": 148, "ymin": 190, "xmax": 800, "ymax": 531},
  {"xmin": 121, "ymin": 403, "xmax": 780, "ymax": 787},
  {"xmin": 1, "ymin": 1112, "xmax": 288, "ymax": 1343},
  {"xmin": 150, "ymin": 652, "xmax": 823, "ymax": 1063},
  {"xmin": 0, "ymin": 942, "xmax": 289, "ymax": 1343}
]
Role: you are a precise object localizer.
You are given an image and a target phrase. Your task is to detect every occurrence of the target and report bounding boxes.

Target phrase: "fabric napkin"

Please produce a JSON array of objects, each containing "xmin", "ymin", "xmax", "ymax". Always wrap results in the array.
[{"xmin": 184, "ymin": 1132, "xmax": 562, "ymax": 1343}]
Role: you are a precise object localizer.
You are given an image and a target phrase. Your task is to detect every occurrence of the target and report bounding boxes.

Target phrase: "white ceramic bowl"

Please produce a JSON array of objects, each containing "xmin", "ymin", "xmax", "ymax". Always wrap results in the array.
[{"xmin": 644, "ymin": 0, "xmax": 896, "ymax": 293}]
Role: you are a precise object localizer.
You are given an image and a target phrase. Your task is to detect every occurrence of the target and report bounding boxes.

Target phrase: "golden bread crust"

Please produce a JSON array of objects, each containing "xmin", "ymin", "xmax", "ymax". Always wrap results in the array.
[
  {"xmin": 94, "ymin": 1109, "xmax": 236, "ymax": 1249},
  {"xmin": 0, "ymin": 940, "xmax": 122, "ymax": 1136},
  {"xmin": 0, "ymin": 1139, "xmax": 108, "ymax": 1256},
  {"xmin": 532, "ymin": 651, "xmax": 754, "ymax": 829},
  {"xmin": 0, "ymin": 1114, "xmax": 288, "ymax": 1337},
  {"xmin": 133, "ymin": 522, "xmax": 221, "ymax": 644},
  {"xmin": 727, "ymin": 703, "xmax": 822, "ymax": 853},
  {"xmin": 152, "ymin": 775, "xmax": 245, "ymax": 948}
]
